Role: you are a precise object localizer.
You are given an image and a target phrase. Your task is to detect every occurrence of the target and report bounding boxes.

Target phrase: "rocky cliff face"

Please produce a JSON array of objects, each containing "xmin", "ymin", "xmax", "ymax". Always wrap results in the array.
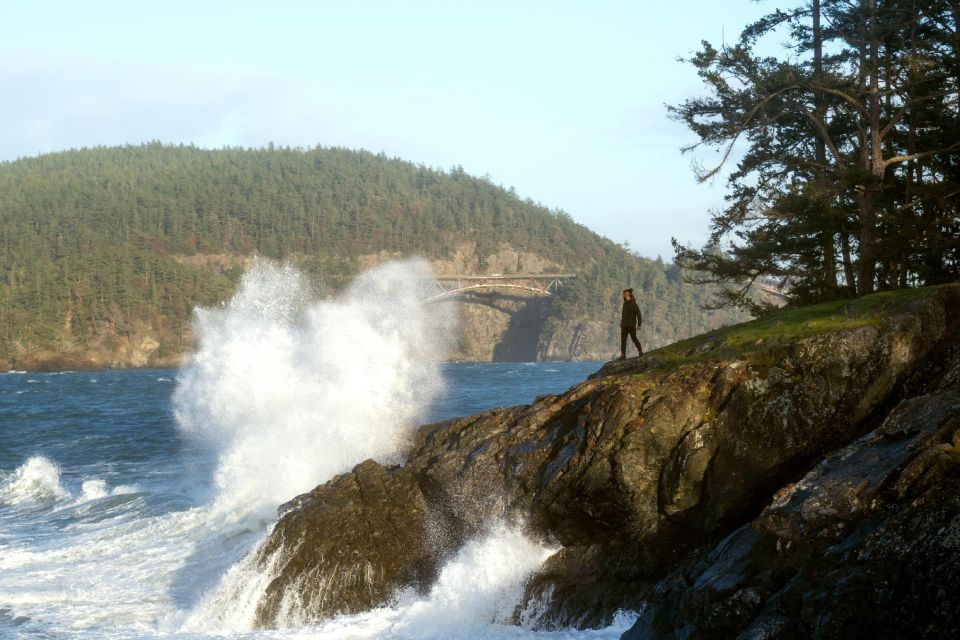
[
  {"xmin": 369, "ymin": 245, "xmax": 622, "ymax": 362},
  {"xmin": 247, "ymin": 285, "xmax": 960, "ymax": 637},
  {"xmin": 625, "ymin": 389, "xmax": 960, "ymax": 639},
  {"xmin": 0, "ymin": 322, "xmax": 183, "ymax": 372},
  {"xmin": 444, "ymin": 290, "xmax": 553, "ymax": 362}
]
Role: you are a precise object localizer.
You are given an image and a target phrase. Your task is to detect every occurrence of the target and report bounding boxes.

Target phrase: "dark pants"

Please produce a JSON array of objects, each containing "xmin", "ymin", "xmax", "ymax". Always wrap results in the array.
[{"xmin": 621, "ymin": 326, "xmax": 642, "ymax": 357}]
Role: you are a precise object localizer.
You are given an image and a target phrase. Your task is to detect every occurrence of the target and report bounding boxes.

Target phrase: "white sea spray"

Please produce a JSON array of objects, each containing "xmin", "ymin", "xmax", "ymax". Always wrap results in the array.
[{"xmin": 173, "ymin": 258, "xmax": 454, "ymax": 515}]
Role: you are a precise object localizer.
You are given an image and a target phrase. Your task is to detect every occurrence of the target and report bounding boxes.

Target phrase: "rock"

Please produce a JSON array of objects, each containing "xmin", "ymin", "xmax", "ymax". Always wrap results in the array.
[
  {"xmin": 252, "ymin": 460, "xmax": 435, "ymax": 626},
  {"xmin": 624, "ymin": 377, "xmax": 960, "ymax": 639},
  {"xmin": 129, "ymin": 336, "xmax": 161, "ymax": 367},
  {"xmin": 253, "ymin": 285, "xmax": 960, "ymax": 630},
  {"xmin": 7, "ymin": 328, "xmax": 181, "ymax": 371}
]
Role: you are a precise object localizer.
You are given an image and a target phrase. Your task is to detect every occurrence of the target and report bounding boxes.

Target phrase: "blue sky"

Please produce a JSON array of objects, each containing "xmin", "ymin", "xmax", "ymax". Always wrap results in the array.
[{"xmin": 1, "ymin": 1, "xmax": 775, "ymax": 259}]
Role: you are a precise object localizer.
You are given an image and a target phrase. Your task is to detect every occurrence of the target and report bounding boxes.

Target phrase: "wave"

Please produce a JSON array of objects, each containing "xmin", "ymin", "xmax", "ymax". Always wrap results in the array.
[
  {"xmin": 78, "ymin": 479, "xmax": 138, "ymax": 502},
  {"xmin": 0, "ymin": 456, "xmax": 70, "ymax": 505},
  {"xmin": 172, "ymin": 259, "xmax": 453, "ymax": 516},
  {"xmin": 392, "ymin": 521, "xmax": 557, "ymax": 632},
  {"xmin": 178, "ymin": 520, "xmax": 571, "ymax": 637},
  {"xmin": 0, "ymin": 456, "xmax": 139, "ymax": 509}
]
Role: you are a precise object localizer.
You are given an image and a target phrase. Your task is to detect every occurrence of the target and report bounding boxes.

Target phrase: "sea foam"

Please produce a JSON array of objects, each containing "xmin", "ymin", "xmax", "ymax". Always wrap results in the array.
[
  {"xmin": 173, "ymin": 258, "xmax": 453, "ymax": 515},
  {"xmin": 0, "ymin": 456, "xmax": 70, "ymax": 505},
  {"xmin": 181, "ymin": 520, "xmax": 563, "ymax": 636}
]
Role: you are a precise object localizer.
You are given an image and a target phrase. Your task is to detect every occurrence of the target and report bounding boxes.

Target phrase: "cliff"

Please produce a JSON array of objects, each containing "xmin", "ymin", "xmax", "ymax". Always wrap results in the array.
[{"xmin": 245, "ymin": 284, "xmax": 960, "ymax": 638}]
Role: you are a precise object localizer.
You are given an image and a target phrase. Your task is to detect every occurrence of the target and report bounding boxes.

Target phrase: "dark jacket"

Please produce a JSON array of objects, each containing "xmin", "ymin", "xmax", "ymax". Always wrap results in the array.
[{"xmin": 621, "ymin": 298, "xmax": 642, "ymax": 328}]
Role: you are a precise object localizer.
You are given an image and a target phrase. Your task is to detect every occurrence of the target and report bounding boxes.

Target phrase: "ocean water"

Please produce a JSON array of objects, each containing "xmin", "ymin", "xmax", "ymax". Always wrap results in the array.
[{"xmin": 0, "ymin": 261, "xmax": 635, "ymax": 640}]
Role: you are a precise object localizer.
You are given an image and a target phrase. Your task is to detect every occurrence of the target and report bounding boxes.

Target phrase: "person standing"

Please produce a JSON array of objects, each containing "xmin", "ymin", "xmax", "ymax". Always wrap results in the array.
[{"xmin": 619, "ymin": 288, "xmax": 642, "ymax": 360}]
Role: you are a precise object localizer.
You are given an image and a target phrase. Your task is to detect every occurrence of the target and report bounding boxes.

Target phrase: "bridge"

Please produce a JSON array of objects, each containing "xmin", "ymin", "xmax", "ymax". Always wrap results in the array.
[{"xmin": 423, "ymin": 273, "xmax": 576, "ymax": 304}]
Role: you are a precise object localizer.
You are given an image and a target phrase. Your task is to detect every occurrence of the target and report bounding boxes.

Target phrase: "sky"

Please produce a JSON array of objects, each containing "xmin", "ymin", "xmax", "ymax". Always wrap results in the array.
[{"xmin": 0, "ymin": 0, "xmax": 777, "ymax": 260}]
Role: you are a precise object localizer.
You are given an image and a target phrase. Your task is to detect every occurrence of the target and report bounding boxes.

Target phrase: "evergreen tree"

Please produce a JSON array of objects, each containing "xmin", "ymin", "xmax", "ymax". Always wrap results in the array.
[{"xmin": 671, "ymin": 0, "xmax": 960, "ymax": 310}]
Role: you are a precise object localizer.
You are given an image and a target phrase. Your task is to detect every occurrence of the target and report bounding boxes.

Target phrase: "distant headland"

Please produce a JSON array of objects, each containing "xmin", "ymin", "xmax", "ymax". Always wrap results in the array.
[{"xmin": 0, "ymin": 144, "xmax": 746, "ymax": 371}]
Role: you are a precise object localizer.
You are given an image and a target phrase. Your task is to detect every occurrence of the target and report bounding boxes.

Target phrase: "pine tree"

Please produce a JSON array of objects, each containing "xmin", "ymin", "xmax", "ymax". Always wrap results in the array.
[{"xmin": 671, "ymin": 0, "xmax": 960, "ymax": 309}]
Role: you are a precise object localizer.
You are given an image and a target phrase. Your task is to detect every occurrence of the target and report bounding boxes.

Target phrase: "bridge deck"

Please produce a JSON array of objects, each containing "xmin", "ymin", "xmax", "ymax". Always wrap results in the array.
[
  {"xmin": 430, "ymin": 274, "xmax": 576, "ymax": 281},
  {"xmin": 423, "ymin": 274, "xmax": 576, "ymax": 303}
]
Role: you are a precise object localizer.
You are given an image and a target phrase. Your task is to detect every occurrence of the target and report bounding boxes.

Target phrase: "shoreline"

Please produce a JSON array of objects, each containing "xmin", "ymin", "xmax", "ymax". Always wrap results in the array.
[{"xmin": 3, "ymin": 357, "xmax": 608, "ymax": 375}]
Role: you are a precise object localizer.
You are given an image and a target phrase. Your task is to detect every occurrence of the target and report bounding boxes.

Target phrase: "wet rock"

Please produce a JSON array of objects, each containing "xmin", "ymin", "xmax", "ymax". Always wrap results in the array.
[
  {"xmin": 626, "ymin": 390, "xmax": 960, "ymax": 640},
  {"xmin": 253, "ymin": 460, "xmax": 434, "ymax": 625},
  {"xmin": 253, "ymin": 285, "xmax": 960, "ymax": 629}
]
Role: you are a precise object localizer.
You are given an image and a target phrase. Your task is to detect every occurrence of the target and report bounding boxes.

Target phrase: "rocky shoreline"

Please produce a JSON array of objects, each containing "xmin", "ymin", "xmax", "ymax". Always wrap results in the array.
[{"xmin": 243, "ymin": 284, "xmax": 960, "ymax": 638}]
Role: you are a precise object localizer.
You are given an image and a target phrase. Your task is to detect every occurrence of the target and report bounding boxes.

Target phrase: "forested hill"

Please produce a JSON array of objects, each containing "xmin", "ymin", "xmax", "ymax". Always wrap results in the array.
[{"xmin": 0, "ymin": 144, "xmax": 745, "ymax": 369}]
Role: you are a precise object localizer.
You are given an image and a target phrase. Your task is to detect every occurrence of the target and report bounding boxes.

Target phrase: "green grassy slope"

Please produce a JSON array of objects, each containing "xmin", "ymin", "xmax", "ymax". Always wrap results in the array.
[{"xmin": 603, "ymin": 284, "xmax": 958, "ymax": 378}]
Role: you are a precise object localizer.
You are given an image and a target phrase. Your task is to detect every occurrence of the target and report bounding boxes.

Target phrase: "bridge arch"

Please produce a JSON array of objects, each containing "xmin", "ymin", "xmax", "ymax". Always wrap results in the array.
[{"xmin": 423, "ymin": 274, "xmax": 576, "ymax": 304}]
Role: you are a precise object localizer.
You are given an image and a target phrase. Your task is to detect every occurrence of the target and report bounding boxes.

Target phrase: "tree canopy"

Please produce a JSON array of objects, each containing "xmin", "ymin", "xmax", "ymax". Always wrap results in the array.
[{"xmin": 672, "ymin": 0, "xmax": 959, "ymax": 312}]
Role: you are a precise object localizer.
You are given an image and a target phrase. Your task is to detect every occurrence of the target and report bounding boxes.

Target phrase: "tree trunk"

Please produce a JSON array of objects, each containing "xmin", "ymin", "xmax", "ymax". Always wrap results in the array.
[
  {"xmin": 858, "ymin": 0, "xmax": 882, "ymax": 295},
  {"xmin": 858, "ymin": 189, "xmax": 879, "ymax": 295},
  {"xmin": 814, "ymin": 0, "xmax": 837, "ymax": 293},
  {"xmin": 954, "ymin": 3, "xmax": 960, "ymax": 119},
  {"xmin": 841, "ymin": 230, "xmax": 857, "ymax": 294}
]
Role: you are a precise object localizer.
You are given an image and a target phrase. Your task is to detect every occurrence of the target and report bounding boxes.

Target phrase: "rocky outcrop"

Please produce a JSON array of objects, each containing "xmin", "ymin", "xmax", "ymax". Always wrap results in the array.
[
  {"xmin": 444, "ymin": 290, "xmax": 553, "ymax": 362},
  {"xmin": 627, "ymin": 384, "xmax": 960, "ymax": 639},
  {"xmin": 250, "ymin": 285, "xmax": 960, "ymax": 634},
  {"xmin": 536, "ymin": 317, "xmax": 621, "ymax": 362},
  {"xmin": 0, "ymin": 326, "xmax": 182, "ymax": 371},
  {"xmin": 253, "ymin": 461, "xmax": 435, "ymax": 626}
]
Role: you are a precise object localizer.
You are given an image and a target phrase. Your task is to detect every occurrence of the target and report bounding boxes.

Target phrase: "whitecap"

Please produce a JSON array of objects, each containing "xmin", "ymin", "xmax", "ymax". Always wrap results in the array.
[
  {"xmin": 79, "ymin": 479, "xmax": 110, "ymax": 501},
  {"xmin": 74, "ymin": 480, "xmax": 140, "ymax": 504},
  {"xmin": 0, "ymin": 456, "xmax": 70, "ymax": 505}
]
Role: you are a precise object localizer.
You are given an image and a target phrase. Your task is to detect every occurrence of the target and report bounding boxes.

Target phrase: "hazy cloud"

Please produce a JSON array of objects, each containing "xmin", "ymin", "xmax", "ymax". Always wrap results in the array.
[{"xmin": 0, "ymin": 56, "xmax": 343, "ymax": 159}]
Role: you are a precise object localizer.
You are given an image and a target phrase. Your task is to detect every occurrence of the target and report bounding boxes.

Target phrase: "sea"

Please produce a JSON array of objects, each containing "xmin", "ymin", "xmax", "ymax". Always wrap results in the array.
[{"xmin": 0, "ymin": 261, "xmax": 637, "ymax": 640}]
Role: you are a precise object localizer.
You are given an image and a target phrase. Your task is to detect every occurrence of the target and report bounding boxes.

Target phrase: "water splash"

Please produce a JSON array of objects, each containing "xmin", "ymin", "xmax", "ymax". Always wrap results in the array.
[
  {"xmin": 396, "ymin": 521, "xmax": 557, "ymax": 632},
  {"xmin": 78, "ymin": 479, "xmax": 138, "ymax": 502},
  {"xmin": 259, "ymin": 522, "xmax": 640, "ymax": 639},
  {"xmin": 173, "ymin": 258, "xmax": 453, "ymax": 515},
  {"xmin": 0, "ymin": 456, "xmax": 70, "ymax": 505},
  {"xmin": 176, "ymin": 527, "xmax": 284, "ymax": 632},
  {"xmin": 183, "ymin": 520, "xmax": 562, "ymax": 636}
]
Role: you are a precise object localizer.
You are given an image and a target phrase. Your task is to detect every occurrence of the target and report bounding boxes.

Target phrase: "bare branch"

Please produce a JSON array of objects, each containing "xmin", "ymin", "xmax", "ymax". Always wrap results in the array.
[
  {"xmin": 880, "ymin": 90, "xmax": 959, "ymax": 140},
  {"xmin": 807, "ymin": 83, "xmax": 868, "ymax": 115},
  {"xmin": 798, "ymin": 108, "xmax": 847, "ymax": 165},
  {"xmin": 883, "ymin": 141, "xmax": 960, "ymax": 169}
]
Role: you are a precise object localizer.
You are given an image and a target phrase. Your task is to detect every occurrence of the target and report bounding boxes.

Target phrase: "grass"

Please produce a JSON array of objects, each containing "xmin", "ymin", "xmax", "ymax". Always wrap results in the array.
[{"xmin": 628, "ymin": 284, "xmax": 957, "ymax": 374}]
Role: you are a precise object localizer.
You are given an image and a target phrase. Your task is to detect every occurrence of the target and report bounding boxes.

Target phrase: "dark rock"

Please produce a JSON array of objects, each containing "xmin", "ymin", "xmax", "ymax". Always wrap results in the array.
[
  {"xmin": 252, "ymin": 460, "xmax": 434, "ymax": 626},
  {"xmin": 626, "ymin": 390, "xmax": 960, "ymax": 640},
  {"xmin": 251, "ymin": 285, "xmax": 960, "ymax": 630}
]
